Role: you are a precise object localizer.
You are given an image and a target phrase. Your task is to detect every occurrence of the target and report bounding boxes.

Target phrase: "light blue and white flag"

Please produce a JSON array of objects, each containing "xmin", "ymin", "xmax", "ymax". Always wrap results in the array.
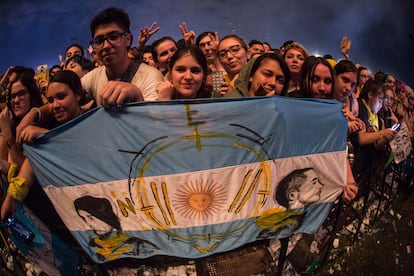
[{"xmin": 24, "ymin": 97, "xmax": 347, "ymax": 263}]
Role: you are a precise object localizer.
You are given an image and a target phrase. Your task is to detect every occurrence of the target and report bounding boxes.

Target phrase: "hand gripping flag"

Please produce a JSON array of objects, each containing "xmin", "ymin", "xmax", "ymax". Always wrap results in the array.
[{"xmin": 24, "ymin": 97, "xmax": 347, "ymax": 263}]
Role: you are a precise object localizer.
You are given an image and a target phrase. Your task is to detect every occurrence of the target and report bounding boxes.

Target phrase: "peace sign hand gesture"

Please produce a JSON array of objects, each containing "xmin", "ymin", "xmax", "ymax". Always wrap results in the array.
[
  {"xmin": 208, "ymin": 32, "xmax": 220, "ymax": 50},
  {"xmin": 138, "ymin": 21, "xmax": 160, "ymax": 49},
  {"xmin": 179, "ymin": 22, "xmax": 196, "ymax": 46}
]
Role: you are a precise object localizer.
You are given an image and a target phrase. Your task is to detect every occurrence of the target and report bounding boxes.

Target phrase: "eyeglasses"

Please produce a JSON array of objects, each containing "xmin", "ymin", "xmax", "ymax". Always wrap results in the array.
[
  {"xmin": 10, "ymin": 89, "xmax": 28, "ymax": 100},
  {"xmin": 218, "ymin": 45, "xmax": 242, "ymax": 58},
  {"xmin": 92, "ymin": 31, "xmax": 128, "ymax": 48}
]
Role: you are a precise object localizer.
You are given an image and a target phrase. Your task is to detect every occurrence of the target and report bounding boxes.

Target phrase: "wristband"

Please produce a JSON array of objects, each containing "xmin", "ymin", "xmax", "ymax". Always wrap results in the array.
[
  {"xmin": 7, "ymin": 178, "xmax": 28, "ymax": 202},
  {"xmin": 6, "ymin": 163, "xmax": 28, "ymax": 202}
]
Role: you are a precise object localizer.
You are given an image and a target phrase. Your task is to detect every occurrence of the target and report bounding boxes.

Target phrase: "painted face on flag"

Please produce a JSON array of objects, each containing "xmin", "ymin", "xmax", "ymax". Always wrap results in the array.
[
  {"xmin": 297, "ymin": 169, "xmax": 324, "ymax": 206},
  {"xmin": 77, "ymin": 209, "xmax": 114, "ymax": 235},
  {"xmin": 277, "ymin": 168, "xmax": 325, "ymax": 210}
]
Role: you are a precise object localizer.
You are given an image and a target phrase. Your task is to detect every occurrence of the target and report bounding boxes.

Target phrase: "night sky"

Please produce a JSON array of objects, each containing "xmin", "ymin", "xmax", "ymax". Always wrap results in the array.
[{"xmin": 1, "ymin": 0, "xmax": 413, "ymax": 86}]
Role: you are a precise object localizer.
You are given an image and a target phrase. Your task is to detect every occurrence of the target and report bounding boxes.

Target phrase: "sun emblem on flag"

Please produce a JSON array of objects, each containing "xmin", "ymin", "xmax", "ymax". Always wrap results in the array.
[{"xmin": 173, "ymin": 179, "xmax": 227, "ymax": 220}]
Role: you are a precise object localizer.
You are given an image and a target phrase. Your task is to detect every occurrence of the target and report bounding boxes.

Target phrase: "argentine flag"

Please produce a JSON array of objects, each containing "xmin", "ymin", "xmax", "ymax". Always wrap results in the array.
[{"xmin": 24, "ymin": 97, "xmax": 347, "ymax": 263}]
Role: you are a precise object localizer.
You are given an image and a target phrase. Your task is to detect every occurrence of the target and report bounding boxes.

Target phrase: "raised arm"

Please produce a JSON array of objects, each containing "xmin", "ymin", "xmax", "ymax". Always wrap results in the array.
[
  {"xmin": 340, "ymin": 36, "xmax": 352, "ymax": 60},
  {"xmin": 137, "ymin": 21, "xmax": 160, "ymax": 50},
  {"xmin": 179, "ymin": 22, "xmax": 196, "ymax": 46}
]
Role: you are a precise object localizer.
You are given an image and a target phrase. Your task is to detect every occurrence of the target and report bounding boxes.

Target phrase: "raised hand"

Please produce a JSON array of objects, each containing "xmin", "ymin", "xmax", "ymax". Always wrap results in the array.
[
  {"xmin": 179, "ymin": 22, "xmax": 196, "ymax": 46},
  {"xmin": 138, "ymin": 21, "xmax": 160, "ymax": 49},
  {"xmin": 58, "ymin": 54, "xmax": 64, "ymax": 67},
  {"xmin": 0, "ymin": 66, "xmax": 14, "ymax": 90},
  {"xmin": 208, "ymin": 32, "xmax": 220, "ymax": 50},
  {"xmin": 87, "ymin": 45, "xmax": 94, "ymax": 55},
  {"xmin": 340, "ymin": 36, "xmax": 352, "ymax": 60},
  {"xmin": 0, "ymin": 107, "xmax": 14, "ymax": 137}
]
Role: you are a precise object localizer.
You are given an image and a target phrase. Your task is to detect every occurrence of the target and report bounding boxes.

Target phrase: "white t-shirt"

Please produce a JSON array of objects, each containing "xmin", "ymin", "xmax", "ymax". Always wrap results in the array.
[{"xmin": 81, "ymin": 62, "xmax": 163, "ymax": 105}]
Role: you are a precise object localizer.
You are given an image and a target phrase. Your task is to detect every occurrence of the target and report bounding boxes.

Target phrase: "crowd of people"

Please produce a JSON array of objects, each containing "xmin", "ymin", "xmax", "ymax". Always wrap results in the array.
[{"xmin": 0, "ymin": 6, "xmax": 413, "ymax": 275}]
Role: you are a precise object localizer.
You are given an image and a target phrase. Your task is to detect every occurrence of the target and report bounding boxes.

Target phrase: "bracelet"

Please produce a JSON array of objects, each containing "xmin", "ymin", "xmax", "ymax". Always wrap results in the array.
[
  {"xmin": 378, "ymin": 131, "xmax": 383, "ymax": 141},
  {"xmin": 31, "ymin": 107, "xmax": 42, "ymax": 122},
  {"xmin": 6, "ymin": 163, "xmax": 28, "ymax": 202}
]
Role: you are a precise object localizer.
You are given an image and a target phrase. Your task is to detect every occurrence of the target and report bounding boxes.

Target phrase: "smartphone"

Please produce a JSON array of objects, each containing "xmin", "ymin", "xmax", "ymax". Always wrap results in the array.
[
  {"xmin": 36, "ymin": 64, "xmax": 49, "ymax": 82},
  {"xmin": 211, "ymin": 71, "xmax": 225, "ymax": 94},
  {"xmin": 390, "ymin": 123, "xmax": 400, "ymax": 131}
]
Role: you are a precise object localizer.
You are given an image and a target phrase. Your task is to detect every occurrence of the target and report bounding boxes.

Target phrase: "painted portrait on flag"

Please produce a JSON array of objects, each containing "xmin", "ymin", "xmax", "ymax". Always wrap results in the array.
[
  {"xmin": 23, "ymin": 97, "xmax": 347, "ymax": 263},
  {"xmin": 73, "ymin": 195, "xmax": 159, "ymax": 261}
]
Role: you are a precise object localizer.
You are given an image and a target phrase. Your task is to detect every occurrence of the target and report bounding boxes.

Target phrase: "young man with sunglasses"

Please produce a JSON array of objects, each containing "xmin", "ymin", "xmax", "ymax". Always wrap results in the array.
[{"xmin": 82, "ymin": 7, "xmax": 163, "ymax": 106}]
